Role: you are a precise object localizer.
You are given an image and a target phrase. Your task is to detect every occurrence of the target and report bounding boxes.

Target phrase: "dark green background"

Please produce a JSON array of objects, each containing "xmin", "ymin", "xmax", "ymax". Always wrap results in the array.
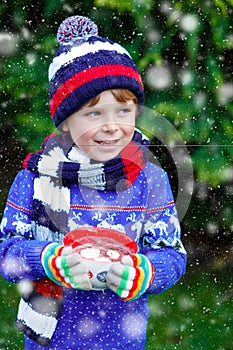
[{"xmin": 0, "ymin": 1, "xmax": 232, "ymax": 349}]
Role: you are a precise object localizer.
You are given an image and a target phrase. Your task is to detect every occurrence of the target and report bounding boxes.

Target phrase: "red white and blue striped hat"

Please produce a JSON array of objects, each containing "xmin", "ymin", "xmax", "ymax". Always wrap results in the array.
[{"xmin": 49, "ymin": 15, "xmax": 144, "ymax": 128}]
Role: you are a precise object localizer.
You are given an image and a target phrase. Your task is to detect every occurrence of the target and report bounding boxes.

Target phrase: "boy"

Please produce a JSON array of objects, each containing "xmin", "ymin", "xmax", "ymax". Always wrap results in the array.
[{"xmin": 0, "ymin": 15, "xmax": 186, "ymax": 349}]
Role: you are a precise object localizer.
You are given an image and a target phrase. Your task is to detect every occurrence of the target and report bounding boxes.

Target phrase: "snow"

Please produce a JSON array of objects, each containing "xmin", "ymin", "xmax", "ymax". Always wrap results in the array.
[
  {"xmin": 180, "ymin": 69, "xmax": 193, "ymax": 85},
  {"xmin": 0, "ymin": 32, "xmax": 19, "ymax": 56},
  {"xmin": 180, "ymin": 14, "xmax": 199, "ymax": 33},
  {"xmin": 145, "ymin": 65, "xmax": 172, "ymax": 90},
  {"xmin": 217, "ymin": 82, "xmax": 233, "ymax": 105}
]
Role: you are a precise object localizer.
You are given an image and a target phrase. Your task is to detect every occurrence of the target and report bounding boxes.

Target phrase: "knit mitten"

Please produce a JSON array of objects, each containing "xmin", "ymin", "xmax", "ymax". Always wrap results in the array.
[
  {"xmin": 106, "ymin": 253, "xmax": 155, "ymax": 301},
  {"xmin": 41, "ymin": 243, "xmax": 92, "ymax": 290}
]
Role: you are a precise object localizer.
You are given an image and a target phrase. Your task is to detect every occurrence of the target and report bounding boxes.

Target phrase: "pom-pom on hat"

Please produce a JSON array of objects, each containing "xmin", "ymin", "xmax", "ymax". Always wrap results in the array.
[{"xmin": 49, "ymin": 15, "xmax": 144, "ymax": 128}]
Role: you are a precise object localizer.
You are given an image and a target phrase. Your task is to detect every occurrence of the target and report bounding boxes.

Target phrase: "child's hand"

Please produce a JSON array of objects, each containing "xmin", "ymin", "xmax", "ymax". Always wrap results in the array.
[
  {"xmin": 41, "ymin": 243, "xmax": 92, "ymax": 290},
  {"xmin": 106, "ymin": 253, "xmax": 155, "ymax": 301}
]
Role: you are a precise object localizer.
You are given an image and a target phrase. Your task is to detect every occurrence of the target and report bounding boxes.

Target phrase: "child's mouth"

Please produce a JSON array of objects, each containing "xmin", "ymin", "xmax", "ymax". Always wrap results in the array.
[{"xmin": 95, "ymin": 139, "xmax": 119, "ymax": 146}]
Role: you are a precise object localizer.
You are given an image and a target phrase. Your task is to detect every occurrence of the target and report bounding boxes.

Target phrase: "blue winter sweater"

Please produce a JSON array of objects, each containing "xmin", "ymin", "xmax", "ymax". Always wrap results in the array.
[{"xmin": 0, "ymin": 140, "xmax": 186, "ymax": 350}]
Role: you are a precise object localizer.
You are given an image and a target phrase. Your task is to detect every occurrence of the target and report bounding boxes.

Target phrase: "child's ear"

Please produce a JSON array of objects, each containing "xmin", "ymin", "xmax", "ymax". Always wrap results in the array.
[{"xmin": 61, "ymin": 121, "xmax": 69, "ymax": 132}]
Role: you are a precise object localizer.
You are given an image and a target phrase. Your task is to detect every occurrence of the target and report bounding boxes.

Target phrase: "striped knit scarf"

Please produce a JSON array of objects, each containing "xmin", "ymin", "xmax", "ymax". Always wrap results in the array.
[
  {"xmin": 22, "ymin": 128, "xmax": 149, "ymax": 235},
  {"xmin": 23, "ymin": 128, "xmax": 149, "ymax": 191},
  {"xmin": 16, "ymin": 128, "xmax": 149, "ymax": 346}
]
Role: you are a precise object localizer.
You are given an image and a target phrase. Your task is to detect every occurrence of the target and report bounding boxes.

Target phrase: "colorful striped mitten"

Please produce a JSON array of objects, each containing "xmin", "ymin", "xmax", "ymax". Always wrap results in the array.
[
  {"xmin": 106, "ymin": 253, "xmax": 155, "ymax": 301},
  {"xmin": 41, "ymin": 243, "xmax": 92, "ymax": 290}
]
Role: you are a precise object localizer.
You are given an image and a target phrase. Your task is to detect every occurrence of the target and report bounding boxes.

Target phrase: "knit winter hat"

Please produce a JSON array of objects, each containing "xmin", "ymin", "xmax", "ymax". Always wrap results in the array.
[{"xmin": 49, "ymin": 15, "xmax": 144, "ymax": 128}]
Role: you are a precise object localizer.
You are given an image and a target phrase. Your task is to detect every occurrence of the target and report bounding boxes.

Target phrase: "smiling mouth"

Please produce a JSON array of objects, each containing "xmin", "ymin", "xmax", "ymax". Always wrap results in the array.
[{"xmin": 95, "ymin": 139, "xmax": 119, "ymax": 146}]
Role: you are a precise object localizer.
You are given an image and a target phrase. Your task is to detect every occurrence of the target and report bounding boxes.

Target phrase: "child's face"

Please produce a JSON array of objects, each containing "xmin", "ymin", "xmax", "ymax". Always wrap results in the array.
[{"xmin": 62, "ymin": 90, "xmax": 137, "ymax": 162}]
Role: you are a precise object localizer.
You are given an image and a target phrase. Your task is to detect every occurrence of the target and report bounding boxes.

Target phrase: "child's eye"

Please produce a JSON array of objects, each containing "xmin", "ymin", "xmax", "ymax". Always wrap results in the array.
[
  {"xmin": 86, "ymin": 110, "xmax": 101, "ymax": 117},
  {"xmin": 118, "ymin": 108, "xmax": 131, "ymax": 114}
]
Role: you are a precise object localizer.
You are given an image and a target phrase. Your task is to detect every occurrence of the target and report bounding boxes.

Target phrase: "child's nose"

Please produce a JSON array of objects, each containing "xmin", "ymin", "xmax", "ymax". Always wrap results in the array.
[{"xmin": 101, "ymin": 116, "xmax": 119, "ymax": 133}]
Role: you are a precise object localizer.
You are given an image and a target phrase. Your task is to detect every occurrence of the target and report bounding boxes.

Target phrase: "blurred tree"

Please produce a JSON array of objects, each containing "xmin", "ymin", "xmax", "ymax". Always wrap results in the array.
[{"xmin": 0, "ymin": 2, "xmax": 233, "ymax": 349}]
